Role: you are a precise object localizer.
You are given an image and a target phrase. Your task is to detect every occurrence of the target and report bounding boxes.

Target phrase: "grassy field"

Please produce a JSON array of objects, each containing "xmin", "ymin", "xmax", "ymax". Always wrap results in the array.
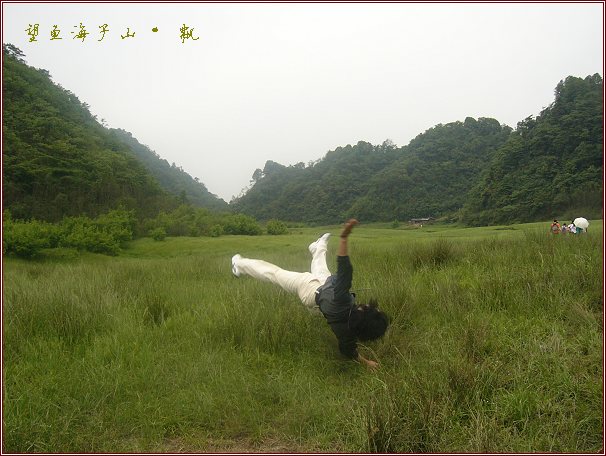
[{"xmin": 2, "ymin": 221, "xmax": 603, "ymax": 453}]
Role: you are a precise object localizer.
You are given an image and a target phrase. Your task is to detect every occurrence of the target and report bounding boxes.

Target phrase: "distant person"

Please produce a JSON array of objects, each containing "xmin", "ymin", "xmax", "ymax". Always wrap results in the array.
[
  {"xmin": 568, "ymin": 222, "xmax": 577, "ymax": 235},
  {"xmin": 550, "ymin": 220, "xmax": 561, "ymax": 234},
  {"xmin": 561, "ymin": 224, "xmax": 568, "ymax": 235},
  {"xmin": 231, "ymin": 219, "xmax": 389, "ymax": 370}
]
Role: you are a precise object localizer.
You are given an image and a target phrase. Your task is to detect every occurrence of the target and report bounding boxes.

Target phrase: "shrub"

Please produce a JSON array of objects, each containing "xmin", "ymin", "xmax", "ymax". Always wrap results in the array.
[
  {"xmin": 410, "ymin": 238, "xmax": 456, "ymax": 270},
  {"xmin": 3, "ymin": 212, "xmax": 133, "ymax": 258},
  {"xmin": 3, "ymin": 218, "xmax": 59, "ymax": 258},
  {"xmin": 59, "ymin": 211, "xmax": 134, "ymax": 256},
  {"xmin": 209, "ymin": 224, "xmax": 223, "ymax": 237},
  {"xmin": 166, "ymin": 220, "xmax": 192, "ymax": 237},
  {"xmin": 222, "ymin": 214, "xmax": 262, "ymax": 235},
  {"xmin": 150, "ymin": 227, "xmax": 166, "ymax": 241},
  {"xmin": 94, "ymin": 209, "xmax": 136, "ymax": 244},
  {"xmin": 142, "ymin": 206, "xmax": 265, "ymax": 238},
  {"xmin": 266, "ymin": 219, "xmax": 289, "ymax": 235},
  {"xmin": 60, "ymin": 219, "xmax": 120, "ymax": 255}
]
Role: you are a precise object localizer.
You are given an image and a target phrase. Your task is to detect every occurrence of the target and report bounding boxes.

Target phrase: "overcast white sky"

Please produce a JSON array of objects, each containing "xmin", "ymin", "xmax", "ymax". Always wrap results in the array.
[{"xmin": 2, "ymin": 2, "xmax": 603, "ymax": 202}]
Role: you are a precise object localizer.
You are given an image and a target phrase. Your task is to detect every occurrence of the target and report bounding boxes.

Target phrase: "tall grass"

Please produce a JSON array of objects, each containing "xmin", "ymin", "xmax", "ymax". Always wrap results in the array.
[{"xmin": 2, "ymin": 222, "xmax": 603, "ymax": 452}]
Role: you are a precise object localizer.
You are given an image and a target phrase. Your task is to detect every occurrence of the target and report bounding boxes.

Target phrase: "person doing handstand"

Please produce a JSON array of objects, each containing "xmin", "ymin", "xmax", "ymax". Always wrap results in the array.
[{"xmin": 231, "ymin": 219, "xmax": 389, "ymax": 369}]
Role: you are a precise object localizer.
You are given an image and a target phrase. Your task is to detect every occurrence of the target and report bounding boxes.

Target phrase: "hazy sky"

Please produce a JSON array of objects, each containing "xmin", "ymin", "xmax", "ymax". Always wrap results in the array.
[{"xmin": 3, "ymin": 2, "xmax": 603, "ymax": 202}]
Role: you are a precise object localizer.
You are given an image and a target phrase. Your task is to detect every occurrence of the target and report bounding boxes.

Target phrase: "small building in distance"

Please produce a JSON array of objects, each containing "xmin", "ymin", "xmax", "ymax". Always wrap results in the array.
[{"xmin": 409, "ymin": 217, "xmax": 433, "ymax": 227}]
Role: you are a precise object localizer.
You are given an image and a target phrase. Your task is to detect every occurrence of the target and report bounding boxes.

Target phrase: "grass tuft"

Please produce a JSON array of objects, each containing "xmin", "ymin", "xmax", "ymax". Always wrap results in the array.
[{"xmin": 410, "ymin": 238, "xmax": 457, "ymax": 270}]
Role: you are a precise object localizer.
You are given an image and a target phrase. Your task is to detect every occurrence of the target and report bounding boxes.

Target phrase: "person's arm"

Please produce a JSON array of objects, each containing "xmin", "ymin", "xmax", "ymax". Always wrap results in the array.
[
  {"xmin": 338, "ymin": 337, "xmax": 379, "ymax": 370},
  {"xmin": 338, "ymin": 219, "xmax": 358, "ymax": 257},
  {"xmin": 358, "ymin": 354, "xmax": 379, "ymax": 370},
  {"xmin": 334, "ymin": 219, "xmax": 358, "ymax": 303},
  {"xmin": 337, "ymin": 219, "xmax": 379, "ymax": 370}
]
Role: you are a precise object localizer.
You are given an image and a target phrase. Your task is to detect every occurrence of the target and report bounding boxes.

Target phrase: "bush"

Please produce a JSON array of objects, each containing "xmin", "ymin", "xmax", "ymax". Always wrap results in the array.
[
  {"xmin": 209, "ymin": 225, "xmax": 223, "ymax": 237},
  {"xmin": 59, "ymin": 218, "xmax": 120, "ymax": 255},
  {"xmin": 94, "ymin": 209, "xmax": 136, "ymax": 244},
  {"xmin": 150, "ymin": 227, "xmax": 167, "ymax": 241},
  {"xmin": 142, "ymin": 206, "xmax": 265, "ymax": 238},
  {"xmin": 3, "ymin": 211, "xmax": 134, "ymax": 258},
  {"xmin": 3, "ymin": 218, "xmax": 59, "ymax": 258},
  {"xmin": 58, "ymin": 210, "xmax": 135, "ymax": 256},
  {"xmin": 266, "ymin": 219, "xmax": 289, "ymax": 235},
  {"xmin": 166, "ymin": 220, "xmax": 193, "ymax": 237},
  {"xmin": 222, "ymin": 214, "xmax": 262, "ymax": 235}
]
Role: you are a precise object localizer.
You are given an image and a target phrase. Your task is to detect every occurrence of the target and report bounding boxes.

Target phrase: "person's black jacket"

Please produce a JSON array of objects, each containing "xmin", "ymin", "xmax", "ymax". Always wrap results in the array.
[{"xmin": 315, "ymin": 255, "xmax": 358, "ymax": 359}]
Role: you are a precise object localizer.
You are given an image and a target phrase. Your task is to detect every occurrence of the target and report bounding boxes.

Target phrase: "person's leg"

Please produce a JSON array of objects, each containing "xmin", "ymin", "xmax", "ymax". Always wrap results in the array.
[
  {"xmin": 232, "ymin": 255, "xmax": 320, "ymax": 308},
  {"xmin": 308, "ymin": 233, "xmax": 332, "ymax": 282}
]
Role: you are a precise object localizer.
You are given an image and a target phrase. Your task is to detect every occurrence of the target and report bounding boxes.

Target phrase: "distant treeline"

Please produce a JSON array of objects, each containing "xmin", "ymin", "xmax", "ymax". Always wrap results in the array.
[
  {"xmin": 3, "ymin": 42, "xmax": 602, "ymax": 244},
  {"xmin": 232, "ymin": 74, "xmax": 603, "ymax": 225},
  {"xmin": 2, "ymin": 207, "xmax": 290, "ymax": 258},
  {"xmin": 461, "ymin": 74, "xmax": 603, "ymax": 225},
  {"xmin": 1, "ymin": 43, "xmax": 286, "ymax": 259},
  {"xmin": 2, "ymin": 44, "xmax": 226, "ymax": 225}
]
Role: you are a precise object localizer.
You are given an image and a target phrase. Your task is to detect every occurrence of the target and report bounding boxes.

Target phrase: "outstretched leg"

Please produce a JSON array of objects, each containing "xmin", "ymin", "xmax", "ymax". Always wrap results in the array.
[
  {"xmin": 232, "ymin": 254, "xmax": 320, "ymax": 308},
  {"xmin": 308, "ymin": 233, "xmax": 332, "ymax": 282}
]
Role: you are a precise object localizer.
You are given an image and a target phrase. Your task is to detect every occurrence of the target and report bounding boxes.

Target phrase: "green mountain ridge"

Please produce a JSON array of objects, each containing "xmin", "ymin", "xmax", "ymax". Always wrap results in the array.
[
  {"xmin": 232, "ymin": 75, "xmax": 603, "ymax": 225},
  {"xmin": 461, "ymin": 74, "xmax": 603, "ymax": 225},
  {"xmin": 3, "ymin": 43, "xmax": 602, "ymax": 227},
  {"xmin": 109, "ymin": 128, "xmax": 227, "ymax": 211},
  {"xmin": 2, "ymin": 44, "xmax": 226, "ymax": 222}
]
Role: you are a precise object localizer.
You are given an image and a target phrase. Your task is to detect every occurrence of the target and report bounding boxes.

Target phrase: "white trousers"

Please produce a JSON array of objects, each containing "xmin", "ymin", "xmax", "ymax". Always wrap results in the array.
[{"xmin": 233, "ymin": 234, "xmax": 332, "ymax": 309}]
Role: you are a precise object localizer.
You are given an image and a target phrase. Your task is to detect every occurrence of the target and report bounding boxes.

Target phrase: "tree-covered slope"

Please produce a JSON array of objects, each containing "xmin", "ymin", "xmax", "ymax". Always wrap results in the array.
[
  {"xmin": 232, "ymin": 118, "xmax": 511, "ymax": 223},
  {"xmin": 2, "ymin": 44, "xmax": 225, "ymax": 222},
  {"xmin": 5, "ymin": 40, "xmax": 600, "ymax": 227},
  {"xmin": 231, "ymin": 140, "xmax": 400, "ymax": 223},
  {"xmin": 461, "ymin": 74, "xmax": 603, "ymax": 225},
  {"xmin": 109, "ymin": 129, "xmax": 227, "ymax": 211},
  {"xmin": 349, "ymin": 117, "xmax": 512, "ymax": 222},
  {"xmin": 233, "ymin": 74, "xmax": 602, "ymax": 225}
]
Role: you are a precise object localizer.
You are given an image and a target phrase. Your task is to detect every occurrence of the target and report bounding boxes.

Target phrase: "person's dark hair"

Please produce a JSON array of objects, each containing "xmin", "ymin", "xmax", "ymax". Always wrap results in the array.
[{"xmin": 350, "ymin": 299, "xmax": 389, "ymax": 341}]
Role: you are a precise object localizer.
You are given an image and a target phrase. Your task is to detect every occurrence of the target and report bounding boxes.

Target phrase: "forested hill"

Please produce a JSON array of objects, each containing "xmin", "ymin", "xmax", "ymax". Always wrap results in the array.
[
  {"xmin": 231, "ymin": 118, "xmax": 512, "ymax": 224},
  {"xmin": 109, "ymin": 129, "xmax": 227, "ymax": 211},
  {"xmin": 230, "ymin": 140, "xmax": 402, "ymax": 223},
  {"xmin": 461, "ymin": 74, "xmax": 603, "ymax": 225},
  {"xmin": 347, "ymin": 117, "xmax": 512, "ymax": 222},
  {"xmin": 232, "ymin": 75, "xmax": 603, "ymax": 225},
  {"xmin": 2, "ymin": 44, "xmax": 226, "ymax": 222}
]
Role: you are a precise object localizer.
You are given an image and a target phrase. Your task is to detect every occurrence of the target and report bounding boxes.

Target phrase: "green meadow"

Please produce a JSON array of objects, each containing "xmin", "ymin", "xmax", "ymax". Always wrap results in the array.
[{"xmin": 2, "ymin": 221, "xmax": 603, "ymax": 453}]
